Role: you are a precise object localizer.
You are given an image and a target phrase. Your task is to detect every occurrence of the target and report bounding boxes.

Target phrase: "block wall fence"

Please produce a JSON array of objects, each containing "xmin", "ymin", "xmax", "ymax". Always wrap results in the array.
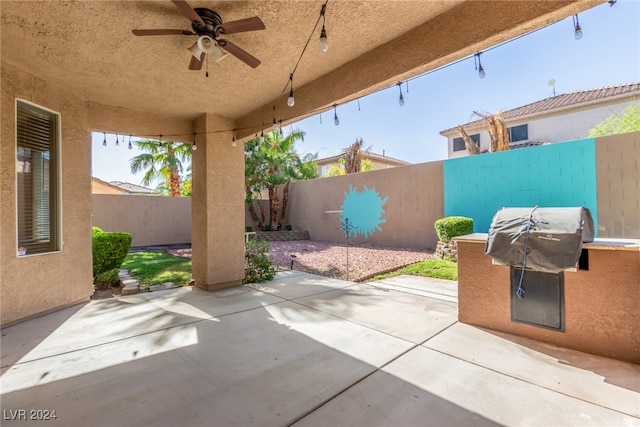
[
  {"xmin": 443, "ymin": 138, "xmax": 598, "ymax": 233},
  {"xmin": 92, "ymin": 132, "xmax": 639, "ymax": 247}
]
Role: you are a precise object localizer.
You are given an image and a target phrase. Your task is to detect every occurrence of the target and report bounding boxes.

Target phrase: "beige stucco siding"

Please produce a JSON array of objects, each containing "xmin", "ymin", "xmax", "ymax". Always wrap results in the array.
[{"xmin": 1, "ymin": 64, "xmax": 93, "ymax": 326}]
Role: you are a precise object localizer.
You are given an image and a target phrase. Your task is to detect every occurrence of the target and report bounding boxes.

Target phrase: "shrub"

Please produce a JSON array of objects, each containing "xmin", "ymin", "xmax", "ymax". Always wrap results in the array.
[
  {"xmin": 92, "ymin": 230, "xmax": 132, "ymax": 277},
  {"xmin": 243, "ymin": 238, "xmax": 275, "ymax": 284},
  {"xmin": 262, "ymin": 224, "xmax": 272, "ymax": 231},
  {"xmin": 94, "ymin": 268, "xmax": 120, "ymax": 290},
  {"xmin": 284, "ymin": 224, "xmax": 292, "ymax": 231},
  {"xmin": 245, "ymin": 226, "xmax": 253, "ymax": 232},
  {"xmin": 434, "ymin": 216, "xmax": 473, "ymax": 242},
  {"xmin": 92, "ymin": 226, "xmax": 103, "ymax": 236}
]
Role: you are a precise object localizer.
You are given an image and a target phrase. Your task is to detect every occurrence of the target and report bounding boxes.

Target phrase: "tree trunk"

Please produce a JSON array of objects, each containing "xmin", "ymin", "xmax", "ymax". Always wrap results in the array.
[
  {"xmin": 169, "ymin": 169, "xmax": 181, "ymax": 196},
  {"xmin": 268, "ymin": 187, "xmax": 279, "ymax": 229},
  {"xmin": 245, "ymin": 185, "xmax": 260, "ymax": 225},
  {"xmin": 495, "ymin": 113, "xmax": 510, "ymax": 151},
  {"xmin": 247, "ymin": 202, "xmax": 260, "ymax": 225},
  {"xmin": 257, "ymin": 199, "xmax": 266, "ymax": 227},
  {"xmin": 487, "ymin": 115, "xmax": 498, "ymax": 152},
  {"xmin": 280, "ymin": 182, "xmax": 290, "ymax": 225},
  {"xmin": 344, "ymin": 138, "xmax": 363, "ymax": 173},
  {"xmin": 457, "ymin": 126, "xmax": 481, "ymax": 155}
]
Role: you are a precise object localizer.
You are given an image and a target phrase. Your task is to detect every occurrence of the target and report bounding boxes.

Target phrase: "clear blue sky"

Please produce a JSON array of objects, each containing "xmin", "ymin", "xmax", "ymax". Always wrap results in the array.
[{"xmin": 92, "ymin": 0, "xmax": 640, "ymax": 185}]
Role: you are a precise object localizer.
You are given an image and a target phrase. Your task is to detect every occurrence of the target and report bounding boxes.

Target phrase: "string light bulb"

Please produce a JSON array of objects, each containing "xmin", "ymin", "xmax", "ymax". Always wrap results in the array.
[
  {"xmin": 333, "ymin": 104, "xmax": 339, "ymax": 126},
  {"xmin": 319, "ymin": 4, "xmax": 328, "ymax": 52},
  {"xmin": 128, "ymin": 135, "xmax": 133, "ymax": 150},
  {"xmin": 278, "ymin": 120, "xmax": 284, "ymax": 137},
  {"xmin": 102, "ymin": 132, "xmax": 107, "ymax": 147},
  {"xmin": 115, "ymin": 134, "xmax": 120, "ymax": 146},
  {"xmin": 397, "ymin": 82, "xmax": 405, "ymax": 106},
  {"xmin": 192, "ymin": 133, "xmax": 197, "ymax": 151},
  {"xmin": 287, "ymin": 74, "xmax": 295, "ymax": 107},
  {"xmin": 319, "ymin": 26, "xmax": 328, "ymax": 52},
  {"xmin": 474, "ymin": 52, "xmax": 486, "ymax": 79},
  {"xmin": 272, "ymin": 106, "xmax": 278, "ymax": 131},
  {"xmin": 573, "ymin": 15, "xmax": 583, "ymax": 40},
  {"xmin": 232, "ymin": 129, "xmax": 237, "ymax": 147}
]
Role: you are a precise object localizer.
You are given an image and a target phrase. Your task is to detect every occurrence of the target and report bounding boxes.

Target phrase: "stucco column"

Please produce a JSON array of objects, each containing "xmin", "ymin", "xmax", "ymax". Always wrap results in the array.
[{"xmin": 191, "ymin": 113, "xmax": 244, "ymax": 290}]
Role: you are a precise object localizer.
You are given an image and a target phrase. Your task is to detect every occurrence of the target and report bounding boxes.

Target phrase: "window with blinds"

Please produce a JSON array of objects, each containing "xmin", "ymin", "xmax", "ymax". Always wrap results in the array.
[{"xmin": 16, "ymin": 100, "xmax": 60, "ymax": 255}]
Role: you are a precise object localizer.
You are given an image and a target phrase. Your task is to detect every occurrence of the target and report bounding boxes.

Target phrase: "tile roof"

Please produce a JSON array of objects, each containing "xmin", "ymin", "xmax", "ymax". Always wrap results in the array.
[
  {"xmin": 109, "ymin": 181, "xmax": 158, "ymax": 195},
  {"xmin": 316, "ymin": 151, "xmax": 410, "ymax": 166},
  {"xmin": 511, "ymin": 141, "xmax": 545, "ymax": 149},
  {"xmin": 441, "ymin": 82, "xmax": 640, "ymax": 134}
]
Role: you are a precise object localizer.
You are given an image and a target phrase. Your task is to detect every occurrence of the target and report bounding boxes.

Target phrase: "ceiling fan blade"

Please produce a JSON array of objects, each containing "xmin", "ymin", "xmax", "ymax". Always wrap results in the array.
[
  {"xmin": 219, "ymin": 39, "xmax": 261, "ymax": 68},
  {"xmin": 216, "ymin": 17, "xmax": 265, "ymax": 35},
  {"xmin": 189, "ymin": 52, "xmax": 204, "ymax": 70},
  {"xmin": 171, "ymin": 0, "xmax": 205, "ymax": 26},
  {"xmin": 132, "ymin": 29, "xmax": 195, "ymax": 36}
]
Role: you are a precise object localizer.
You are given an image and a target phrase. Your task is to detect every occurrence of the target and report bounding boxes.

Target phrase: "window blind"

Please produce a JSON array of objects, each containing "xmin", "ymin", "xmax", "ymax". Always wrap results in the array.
[{"xmin": 16, "ymin": 101, "xmax": 59, "ymax": 254}]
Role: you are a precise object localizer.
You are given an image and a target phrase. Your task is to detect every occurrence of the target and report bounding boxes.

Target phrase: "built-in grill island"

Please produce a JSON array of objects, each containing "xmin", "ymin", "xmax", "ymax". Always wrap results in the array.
[{"xmin": 454, "ymin": 207, "xmax": 639, "ymax": 363}]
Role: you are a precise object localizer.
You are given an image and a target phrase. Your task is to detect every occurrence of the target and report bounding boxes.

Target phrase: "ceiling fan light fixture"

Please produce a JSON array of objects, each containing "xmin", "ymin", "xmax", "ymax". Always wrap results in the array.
[
  {"xmin": 188, "ymin": 41, "xmax": 203, "ymax": 59},
  {"xmin": 133, "ymin": 3, "xmax": 265, "ymax": 69},
  {"xmin": 211, "ymin": 43, "xmax": 228, "ymax": 63}
]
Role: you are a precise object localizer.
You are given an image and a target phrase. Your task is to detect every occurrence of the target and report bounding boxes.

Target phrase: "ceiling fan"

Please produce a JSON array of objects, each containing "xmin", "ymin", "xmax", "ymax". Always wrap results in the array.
[{"xmin": 132, "ymin": 0, "xmax": 265, "ymax": 69}]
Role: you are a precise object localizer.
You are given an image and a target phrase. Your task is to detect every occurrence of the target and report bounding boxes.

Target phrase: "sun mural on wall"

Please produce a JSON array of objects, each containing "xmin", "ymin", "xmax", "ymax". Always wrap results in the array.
[{"xmin": 340, "ymin": 185, "xmax": 388, "ymax": 239}]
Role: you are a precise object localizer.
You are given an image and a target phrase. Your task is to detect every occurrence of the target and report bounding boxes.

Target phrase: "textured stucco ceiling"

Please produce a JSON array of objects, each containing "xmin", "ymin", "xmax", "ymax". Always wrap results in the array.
[{"xmin": 1, "ymin": 0, "xmax": 603, "ymax": 135}]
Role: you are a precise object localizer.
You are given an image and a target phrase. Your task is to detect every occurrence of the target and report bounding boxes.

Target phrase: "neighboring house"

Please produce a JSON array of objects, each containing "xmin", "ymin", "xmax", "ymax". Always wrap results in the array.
[
  {"xmin": 91, "ymin": 177, "xmax": 128, "ymax": 195},
  {"xmin": 108, "ymin": 180, "xmax": 159, "ymax": 195},
  {"xmin": 441, "ymin": 82, "xmax": 640, "ymax": 158},
  {"xmin": 91, "ymin": 177, "xmax": 158, "ymax": 195},
  {"xmin": 317, "ymin": 151, "xmax": 410, "ymax": 176}
]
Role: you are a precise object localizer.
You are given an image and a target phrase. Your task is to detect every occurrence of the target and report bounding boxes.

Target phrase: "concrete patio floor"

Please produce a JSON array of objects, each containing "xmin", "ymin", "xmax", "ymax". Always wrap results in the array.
[{"xmin": 1, "ymin": 271, "xmax": 638, "ymax": 426}]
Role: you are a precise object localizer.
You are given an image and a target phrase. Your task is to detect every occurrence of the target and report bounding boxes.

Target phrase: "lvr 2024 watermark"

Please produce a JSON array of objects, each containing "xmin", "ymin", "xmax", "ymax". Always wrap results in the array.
[{"xmin": 3, "ymin": 409, "xmax": 57, "ymax": 421}]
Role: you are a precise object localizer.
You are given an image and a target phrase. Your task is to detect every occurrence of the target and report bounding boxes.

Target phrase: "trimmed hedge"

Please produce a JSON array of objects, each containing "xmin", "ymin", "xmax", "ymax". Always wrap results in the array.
[
  {"xmin": 434, "ymin": 216, "xmax": 473, "ymax": 243},
  {"xmin": 92, "ymin": 229, "xmax": 132, "ymax": 277},
  {"xmin": 94, "ymin": 268, "xmax": 120, "ymax": 288}
]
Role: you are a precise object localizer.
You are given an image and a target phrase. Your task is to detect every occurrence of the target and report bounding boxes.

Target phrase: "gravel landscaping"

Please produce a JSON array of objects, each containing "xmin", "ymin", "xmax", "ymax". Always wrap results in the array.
[{"xmin": 169, "ymin": 240, "xmax": 436, "ymax": 282}]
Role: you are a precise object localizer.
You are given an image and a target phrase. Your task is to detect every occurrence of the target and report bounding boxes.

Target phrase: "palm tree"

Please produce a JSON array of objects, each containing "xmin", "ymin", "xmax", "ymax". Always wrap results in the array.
[
  {"xmin": 324, "ymin": 138, "xmax": 374, "ymax": 176},
  {"xmin": 244, "ymin": 137, "xmax": 267, "ymax": 227},
  {"xmin": 245, "ymin": 130, "xmax": 317, "ymax": 230},
  {"xmin": 130, "ymin": 139, "xmax": 192, "ymax": 197}
]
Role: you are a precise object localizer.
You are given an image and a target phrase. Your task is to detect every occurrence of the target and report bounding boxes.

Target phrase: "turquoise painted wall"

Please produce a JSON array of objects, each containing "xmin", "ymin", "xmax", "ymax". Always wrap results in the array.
[{"xmin": 443, "ymin": 138, "xmax": 598, "ymax": 233}]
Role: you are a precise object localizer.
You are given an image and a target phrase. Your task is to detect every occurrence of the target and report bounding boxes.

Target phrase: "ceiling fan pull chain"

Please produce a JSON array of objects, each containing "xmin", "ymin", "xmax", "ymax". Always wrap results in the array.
[{"xmin": 206, "ymin": 55, "xmax": 209, "ymax": 77}]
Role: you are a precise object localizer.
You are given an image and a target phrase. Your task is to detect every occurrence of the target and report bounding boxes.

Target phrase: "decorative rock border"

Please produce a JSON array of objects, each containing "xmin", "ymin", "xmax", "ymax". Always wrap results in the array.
[{"xmin": 254, "ymin": 230, "xmax": 310, "ymax": 241}]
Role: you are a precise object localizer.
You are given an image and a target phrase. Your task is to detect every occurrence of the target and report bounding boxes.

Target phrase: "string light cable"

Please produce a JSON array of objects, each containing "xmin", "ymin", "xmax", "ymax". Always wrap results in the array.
[{"xmin": 98, "ymin": 6, "xmax": 603, "ymax": 146}]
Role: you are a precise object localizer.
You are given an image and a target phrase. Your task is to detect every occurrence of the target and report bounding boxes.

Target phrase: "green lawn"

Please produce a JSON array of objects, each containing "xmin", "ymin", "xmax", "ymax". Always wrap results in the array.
[
  {"xmin": 372, "ymin": 259, "xmax": 458, "ymax": 281},
  {"xmin": 122, "ymin": 251, "xmax": 192, "ymax": 288},
  {"xmin": 121, "ymin": 251, "xmax": 457, "ymax": 287}
]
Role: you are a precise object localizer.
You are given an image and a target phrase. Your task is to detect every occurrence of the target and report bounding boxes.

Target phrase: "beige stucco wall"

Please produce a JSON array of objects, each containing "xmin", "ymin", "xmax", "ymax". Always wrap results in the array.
[
  {"xmin": 457, "ymin": 239, "xmax": 639, "ymax": 363},
  {"xmin": 92, "ymin": 195, "xmax": 191, "ymax": 247},
  {"xmin": 191, "ymin": 114, "xmax": 245, "ymax": 290},
  {"xmin": 286, "ymin": 161, "xmax": 444, "ymax": 249},
  {"xmin": 596, "ymin": 131, "xmax": 640, "ymax": 238},
  {"xmin": 1, "ymin": 63, "xmax": 93, "ymax": 326}
]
